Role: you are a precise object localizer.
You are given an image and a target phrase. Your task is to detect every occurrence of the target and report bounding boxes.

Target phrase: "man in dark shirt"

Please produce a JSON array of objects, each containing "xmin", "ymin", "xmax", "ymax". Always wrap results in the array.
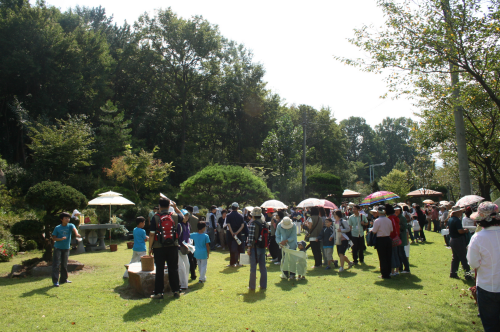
[
  {"xmin": 148, "ymin": 197, "xmax": 182, "ymax": 299},
  {"xmin": 447, "ymin": 206, "xmax": 471, "ymax": 280},
  {"xmin": 226, "ymin": 202, "xmax": 245, "ymax": 266},
  {"xmin": 185, "ymin": 205, "xmax": 198, "ymax": 280}
]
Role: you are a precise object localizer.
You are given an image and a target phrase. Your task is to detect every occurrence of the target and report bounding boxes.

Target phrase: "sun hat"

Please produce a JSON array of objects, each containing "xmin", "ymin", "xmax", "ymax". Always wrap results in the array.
[
  {"xmin": 71, "ymin": 209, "xmax": 81, "ymax": 218},
  {"xmin": 193, "ymin": 206, "xmax": 200, "ymax": 214},
  {"xmin": 449, "ymin": 205, "xmax": 465, "ymax": 214},
  {"xmin": 231, "ymin": 202, "xmax": 239, "ymax": 208},
  {"xmin": 181, "ymin": 209, "xmax": 188, "ymax": 215},
  {"xmin": 394, "ymin": 205, "xmax": 401, "ymax": 210},
  {"xmin": 298, "ymin": 240, "xmax": 306, "ymax": 248},
  {"xmin": 266, "ymin": 208, "xmax": 274, "ymax": 213},
  {"xmin": 280, "ymin": 217, "xmax": 293, "ymax": 229},
  {"xmin": 471, "ymin": 202, "xmax": 499, "ymax": 222},
  {"xmin": 370, "ymin": 207, "xmax": 378, "ymax": 213},
  {"xmin": 252, "ymin": 207, "xmax": 262, "ymax": 217},
  {"xmin": 377, "ymin": 207, "xmax": 386, "ymax": 215}
]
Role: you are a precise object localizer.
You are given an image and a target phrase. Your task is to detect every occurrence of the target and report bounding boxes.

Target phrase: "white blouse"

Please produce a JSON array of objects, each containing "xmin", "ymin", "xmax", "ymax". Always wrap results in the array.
[{"xmin": 467, "ymin": 226, "xmax": 500, "ymax": 292}]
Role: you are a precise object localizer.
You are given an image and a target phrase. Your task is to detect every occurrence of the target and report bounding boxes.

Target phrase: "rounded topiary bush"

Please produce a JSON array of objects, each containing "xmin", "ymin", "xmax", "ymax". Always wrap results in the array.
[{"xmin": 25, "ymin": 239, "xmax": 38, "ymax": 251}]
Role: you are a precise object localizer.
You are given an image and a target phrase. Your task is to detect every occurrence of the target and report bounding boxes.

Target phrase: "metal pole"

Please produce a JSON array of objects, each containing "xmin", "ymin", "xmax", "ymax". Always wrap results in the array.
[{"xmin": 302, "ymin": 110, "xmax": 307, "ymax": 200}]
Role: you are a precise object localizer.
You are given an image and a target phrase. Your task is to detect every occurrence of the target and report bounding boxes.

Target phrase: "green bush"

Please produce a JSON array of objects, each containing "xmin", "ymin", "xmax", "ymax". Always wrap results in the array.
[
  {"xmin": 25, "ymin": 239, "xmax": 37, "ymax": 251},
  {"xmin": 306, "ymin": 173, "xmax": 343, "ymax": 205},
  {"xmin": 0, "ymin": 237, "xmax": 18, "ymax": 262},
  {"xmin": 10, "ymin": 219, "xmax": 43, "ymax": 241}
]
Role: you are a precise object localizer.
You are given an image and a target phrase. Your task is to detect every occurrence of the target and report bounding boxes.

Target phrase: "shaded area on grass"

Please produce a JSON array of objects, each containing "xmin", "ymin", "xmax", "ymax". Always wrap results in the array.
[
  {"xmin": 123, "ymin": 297, "xmax": 176, "ymax": 322},
  {"xmin": 374, "ymin": 274, "xmax": 423, "ymax": 289},
  {"xmin": 20, "ymin": 285, "xmax": 58, "ymax": 298},
  {"xmin": 239, "ymin": 289, "xmax": 267, "ymax": 303}
]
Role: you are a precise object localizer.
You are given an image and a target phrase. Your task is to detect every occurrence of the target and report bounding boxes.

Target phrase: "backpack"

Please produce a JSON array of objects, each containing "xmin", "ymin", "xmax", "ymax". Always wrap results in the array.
[
  {"xmin": 254, "ymin": 220, "xmax": 269, "ymax": 249},
  {"xmin": 155, "ymin": 212, "xmax": 177, "ymax": 246}
]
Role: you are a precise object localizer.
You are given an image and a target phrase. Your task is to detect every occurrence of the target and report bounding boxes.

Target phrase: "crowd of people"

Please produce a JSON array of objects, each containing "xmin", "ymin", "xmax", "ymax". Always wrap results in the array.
[{"xmin": 50, "ymin": 196, "xmax": 500, "ymax": 331}]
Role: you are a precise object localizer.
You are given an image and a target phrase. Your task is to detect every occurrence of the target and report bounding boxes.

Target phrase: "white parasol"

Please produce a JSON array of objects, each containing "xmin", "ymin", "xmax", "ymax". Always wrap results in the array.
[
  {"xmin": 297, "ymin": 198, "xmax": 322, "ymax": 208},
  {"xmin": 261, "ymin": 200, "xmax": 288, "ymax": 209}
]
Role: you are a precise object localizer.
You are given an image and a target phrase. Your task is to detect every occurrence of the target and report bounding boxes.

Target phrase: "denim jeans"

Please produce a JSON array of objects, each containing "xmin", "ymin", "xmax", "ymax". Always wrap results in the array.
[
  {"xmin": 249, "ymin": 247, "xmax": 267, "ymax": 289},
  {"xmin": 52, "ymin": 248, "xmax": 70, "ymax": 284},
  {"xmin": 413, "ymin": 231, "xmax": 420, "ymax": 240},
  {"xmin": 477, "ymin": 286, "xmax": 500, "ymax": 332}
]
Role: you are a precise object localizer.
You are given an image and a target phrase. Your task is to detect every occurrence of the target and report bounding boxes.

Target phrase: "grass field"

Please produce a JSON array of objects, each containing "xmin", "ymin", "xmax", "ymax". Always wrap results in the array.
[{"xmin": 0, "ymin": 231, "xmax": 481, "ymax": 331}]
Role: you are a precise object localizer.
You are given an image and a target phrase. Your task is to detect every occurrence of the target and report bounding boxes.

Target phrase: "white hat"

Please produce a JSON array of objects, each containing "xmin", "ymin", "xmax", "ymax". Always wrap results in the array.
[
  {"xmin": 71, "ymin": 209, "xmax": 81, "ymax": 218},
  {"xmin": 280, "ymin": 217, "xmax": 293, "ymax": 229},
  {"xmin": 231, "ymin": 202, "xmax": 239, "ymax": 208},
  {"xmin": 193, "ymin": 206, "xmax": 200, "ymax": 214}
]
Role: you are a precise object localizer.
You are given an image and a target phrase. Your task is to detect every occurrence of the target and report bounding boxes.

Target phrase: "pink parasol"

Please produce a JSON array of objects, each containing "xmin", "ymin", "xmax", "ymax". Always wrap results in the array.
[
  {"xmin": 360, "ymin": 191, "xmax": 400, "ymax": 206},
  {"xmin": 318, "ymin": 199, "xmax": 338, "ymax": 210},
  {"xmin": 456, "ymin": 195, "xmax": 484, "ymax": 207}
]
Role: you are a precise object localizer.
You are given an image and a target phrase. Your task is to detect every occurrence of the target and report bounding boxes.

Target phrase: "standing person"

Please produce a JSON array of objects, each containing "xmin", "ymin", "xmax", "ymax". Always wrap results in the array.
[
  {"xmin": 226, "ymin": 202, "xmax": 245, "ymax": 267},
  {"xmin": 276, "ymin": 217, "xmax": 298, "ymax": 279},
  {"xmin": 371, "ymin": 207, "xmax": 393, "ymax": 279},
  {"xmin": 217, "ymin": 209, "xmax": 227, "ymax": 250},
  {"xmin": 394, "ymin": 206, "xmax": 410, "ymax": 274},
  {"xmin": 270, "ymin": 210, "xmax": 284, "ymax": 265},
  {"xmin": 319, "ymin": 207, "xmax": 327, "ymax": 266},
  {"xmin": 348, "ymin": 205, "xmax": 368, "ymax": 265},
  {"xmin": 318, "ymin": 218, "xmax": 337, "ymax": 270},
  {"xmin": 440, "ymin": 205, "xmax": 450, "ymax": 247},
  {"xmin": 185, "ymin": 205, "xmax": 198, "ymax": 280},
  {"xmin": 447, "ymin": 206, "xmax": 472, "ymax": 280},
  {"xmin": 147, "ymin": 206, "xmax": 158, "ymax": 232},
  {"xmin": 415, "ymin": 205, "xmax": 427, "ymax": 242},
  {"xmin": 124, "ymin": 217, "xmax": 149, "ymax": 278},
  {"xmin": 467, "ymin": 202, "xmax": 500, "ymax": 332},
  {"xmin": 247, "ymin": 207, "xmax": 268, "ymax": 290},
  {"xmin": 334, "ymin": 210, "xmax": 353, "ymax": 272},
  {"xmin": 431, "ymin": 205, "xmax": 440, "ymax": 232},
  {"xmin": 52, "ymin": 212, "xmax": 81, "ymax": 287},
  {"xmin": 148, "ymin": 197, "xmax": 181, "ymax": 299},
  {"xmin": 386, "ymin": 204, "xmax": 401, "ymax": 276},
  {"xmin": 403, "ymin": 205, "xmax": 414, "ymax": 243},
  {"xmin": 190, "ymin": 222, "xmax": 210, "ymax": 283},
  {"xmin": 207, "ymin": 205, "xmax": 217, "ymax": 251},
  {"xmin": 266, "ymin": 208, "xmax": 278, "ymax": 262},
  {"xmin": 292, "ymin": 208, "xmax": 302, "ymax": 235},
  {"xmin": 177, "ymin": 211, "xmax": 191, "ymax": 291},
  {"xmin": 306, "ymin": 207, "xmax": 323, "ymax": 268},
  {"xmin": 462, "ymin": 206, "xmax": 475, "ymax": 245}
]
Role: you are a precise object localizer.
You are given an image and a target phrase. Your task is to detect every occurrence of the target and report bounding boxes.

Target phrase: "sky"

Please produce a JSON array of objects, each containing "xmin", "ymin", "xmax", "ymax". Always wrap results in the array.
[{"xmin": 38, "ymin": 0, "xmax": 418, "ymax": 128}]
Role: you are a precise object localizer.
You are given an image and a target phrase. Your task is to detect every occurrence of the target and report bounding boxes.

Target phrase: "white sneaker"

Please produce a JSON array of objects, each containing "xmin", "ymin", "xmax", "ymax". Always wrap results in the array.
[
  {"xmin": 338, "ymin": 267, "xmax": 345, "ymax": 272},
  {"xmin": 271, "ymin": 258, "xmax": 278, "ymax": 262},
  {"xmin": 274, "ymin": 261, "xmax": 281, "ymax": 265}
]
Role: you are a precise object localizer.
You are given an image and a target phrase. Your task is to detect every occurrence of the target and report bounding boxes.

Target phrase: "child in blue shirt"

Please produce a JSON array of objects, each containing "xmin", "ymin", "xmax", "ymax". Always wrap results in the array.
[
  {"xmin": 52, "ymin": 212, "xmax": 81, "ymax": 287},
  {"xmin": 124, "ymin": 217, "xmax": 149, "ymax": 278},
  {"xmin": 317, "ymin": 218, "xmax": 338, "ymax": 269},
  {"xmin": 190, "ymin": 222, "xmax": 210, "ymax": 283}
]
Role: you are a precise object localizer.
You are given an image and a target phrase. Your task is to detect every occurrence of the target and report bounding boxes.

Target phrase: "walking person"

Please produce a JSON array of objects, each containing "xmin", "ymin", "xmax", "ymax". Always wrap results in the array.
[
  {"xmin": 415, "ymin": 205, "xmax": 427, "ymax": 242},
  {"xmin": 247, "ymin": 207, "xmax": 268, "ymax": 290},
  {"xmin": 440, "ymin": 205, "xmax": 450, "ymax": 247},
  {"xmin": 371, "ymin": 207, "xmax": 393, "ymax": 279},
  {"xmin": 148, "ymin": 197, "xmax": 182, "ymax": 299},
  {"xmin": 431, "ymin": 205, "xmax": 440, "ymax": 232},
  {"xmin": 226, "ymin": 202, "xmax": 245, "ymax": 267},
  {"xmin": 386, "ymin": 204, "xmax": 401, "ymax": 276},
  {"xmin": 348, "ymin": 204, "xmax": 368, "ymax": 265},
  {"xmin": 334, "ymin": 210, "xmax": 353, "ymax": 272},
  {"xmin": 467, "ymin": 202, "xmax": 500, "ymax": 332},
  {"xmin": 52, "ymin": 212, "xmax": 81, "ymax": 287},
  {"xmin": 447, "ymin": 206, "xmax": 472, "ymax": 280}
]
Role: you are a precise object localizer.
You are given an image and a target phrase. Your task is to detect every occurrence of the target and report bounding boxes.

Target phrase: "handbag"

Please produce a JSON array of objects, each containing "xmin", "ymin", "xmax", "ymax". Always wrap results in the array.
[
  {"xmin": 305, "ymin": 217, "xmax": 319, "ymax": 242},
  {"xmin": 180, "ymin": 245, "xmax": 189, "ymax": 255},
  {"xmin": 391, "ymin": 235, "xmax": 402, "ymax": 247}
]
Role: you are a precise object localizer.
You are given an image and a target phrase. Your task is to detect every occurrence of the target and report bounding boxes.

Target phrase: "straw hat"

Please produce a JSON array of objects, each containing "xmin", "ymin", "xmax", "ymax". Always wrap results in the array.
[
  {"xmin": 280, "ymin": 217, "xmax": 293, "ymax": 229},
  {"xmin": 251, "ymin": 207, "xmax": 262, "ymax": 217},
  {"xmin": 471, "ymin": 202, "xmax": 499, "ymax": 222},
  {"xmin": 449, "ymin": 205, "xmax": 465, "ymax": 214}
]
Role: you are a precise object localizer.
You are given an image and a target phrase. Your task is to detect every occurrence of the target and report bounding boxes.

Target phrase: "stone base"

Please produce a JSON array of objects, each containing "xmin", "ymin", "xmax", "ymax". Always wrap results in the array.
[{"xmin": 127, "ymin": 262, "xmax": 170, "ymax": 297}]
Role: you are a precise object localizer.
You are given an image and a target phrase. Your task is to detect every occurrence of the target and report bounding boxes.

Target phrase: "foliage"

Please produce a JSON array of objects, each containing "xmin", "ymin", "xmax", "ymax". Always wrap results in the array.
[
  {"xmin": 0, "ymin": 236, "xmax": 18, "ymax": 262},
  {"xmin": 24, "ymin": 239, "xmax": 37, "ymax": 251},
  {"xmin": 25, "ymin": 181, "xmax": 87, "ymax": 261},
  {"xmin": 27, "ymin": 115, "xmax": 95, "ymax": 182},
  {"xmin": 10, "ymin": 219, "xmax": 44, "ymax": 245},
  {"xmin": 178, "ymin": 164, "xmax": 273, "ymax": 207},
  {"xmin": 379, "ymin": 169, "xmax": 412, "ymax": 202},
  {"xmin": 260, "ymin": 114, "xmax": 302, "ymax": 200},
  {"xmin": 306, "ymin": 173, "xmax": 343, "ymax": 204},
  {"xmin": 103, "ymin": 147, "xmax": 173, "ymax": 196}
]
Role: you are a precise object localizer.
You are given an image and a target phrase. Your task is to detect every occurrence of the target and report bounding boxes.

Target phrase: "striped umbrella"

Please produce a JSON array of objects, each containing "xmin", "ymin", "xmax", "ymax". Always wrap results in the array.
[{"xmin": 360, "ymin": 191, "xmax": 400, "ymax": 206}]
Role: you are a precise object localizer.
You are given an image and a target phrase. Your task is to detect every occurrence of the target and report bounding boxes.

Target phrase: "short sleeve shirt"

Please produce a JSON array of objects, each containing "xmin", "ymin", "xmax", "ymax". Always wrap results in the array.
[
  {"xmin": 448, "ymin": 216, "xmax": 464, "ymax": 238},
  {"xmin": 190, "ymin": 233, "xmax": 210, "ymax": 259},
  {"xmin": 52, "ymin": 223, "xmax": 75, "ymax": 250},
  {"xmin": 150, "ymin": 211, "xmax": 180, "ymax": 248},
  {"xmin": 132, "ymin": 227, "xmax": 147, "ymax": 252}
]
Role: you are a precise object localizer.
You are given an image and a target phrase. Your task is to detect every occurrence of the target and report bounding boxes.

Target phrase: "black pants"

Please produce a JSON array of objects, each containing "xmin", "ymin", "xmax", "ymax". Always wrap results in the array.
[
  {"xmin": 398, "ymin": 245, "xmax": 410, "ymax": 272},
  {"xmin": 376, "ymin": 236, "xmax": 392, "ymax": 278},
  {"xmin": 310, "ymin": 241, "xmax": 322, "ymax": 267},
  {"xmin": 450, "ymin": 236, "xmax": 470, "ymax": 276},
  {"xmin": 432, "ymin": 219, "xmax": 440, "ymax": 232},
  {"xmin": 229, "ymin": 237, "xmax": 242, "ymax": 265},
  {"xmin": 52, "ymin": 248, "xmax": 69, "ymax": 284},
  {"xmin": 269, "ymin": 235, "xmax": 279, "ymax": 259},
  {"xmin": 153, "ymin": 246, "xmax": 180, "ymax": 295},
  {"xmin": 419, "ymin": 226, "xmax": 426, "ymax": 241},
  {"xmin": 188, "ymin": 251, "xmax": 197, "ymax": 278},
  {"xmin": 351, "ymin": 236, "xmax": 365, "ymax": 263}
]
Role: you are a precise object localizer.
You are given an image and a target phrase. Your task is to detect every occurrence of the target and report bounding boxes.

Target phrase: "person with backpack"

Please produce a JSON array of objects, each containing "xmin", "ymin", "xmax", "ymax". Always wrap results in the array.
[
  {"xmin": 276, "ymin": 217, "xmax": 298, "ymax": 279},
  {"xmin": 148, "ymin": 197, "xmax": 182, "ymax": 299},
  {"xmin": 246, "ymin": 207, "xmax": 268, "ymax": 290}
]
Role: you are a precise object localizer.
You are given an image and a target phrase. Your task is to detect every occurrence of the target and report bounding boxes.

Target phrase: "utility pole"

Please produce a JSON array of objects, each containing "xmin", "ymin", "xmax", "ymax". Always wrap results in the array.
[
  {"xmin": 302, "ymin": 110, "xmax": 307, "ymax": 200},
  {"xmin": 441, "ymin": 0, "xmax": 471, "ymax": 197}
]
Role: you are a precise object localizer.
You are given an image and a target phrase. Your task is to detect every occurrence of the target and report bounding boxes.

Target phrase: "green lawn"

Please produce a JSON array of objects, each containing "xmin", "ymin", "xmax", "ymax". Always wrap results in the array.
[{"xmin": 0, "ymin": 231, "xmax": 481, "ymax": 331}]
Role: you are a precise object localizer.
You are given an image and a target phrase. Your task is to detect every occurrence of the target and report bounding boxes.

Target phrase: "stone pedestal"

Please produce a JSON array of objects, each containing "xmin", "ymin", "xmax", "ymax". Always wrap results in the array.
[
  {"xmin": 75, "ymin": 238, "xmax": 85, "ymax": 254},
  {"xmin": 79, "ymin": 224, "xmax": 120, "ymax": 251},
  {"xmin": 127, "ymin": 262, "xmax": 170, "ymax": 297}
]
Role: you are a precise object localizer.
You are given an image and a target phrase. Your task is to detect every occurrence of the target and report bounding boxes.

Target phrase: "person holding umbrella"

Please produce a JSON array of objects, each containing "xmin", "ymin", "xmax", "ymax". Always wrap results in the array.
[{"xmin": 447, "ymin": 206, "xmax": 472, "ymax": 280}]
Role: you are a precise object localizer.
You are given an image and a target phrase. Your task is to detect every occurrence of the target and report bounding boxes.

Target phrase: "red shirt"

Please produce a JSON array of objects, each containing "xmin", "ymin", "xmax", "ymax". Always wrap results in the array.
[{"xmin": 388, "ymin": 215, "xmax": 400, "ymax": 239}]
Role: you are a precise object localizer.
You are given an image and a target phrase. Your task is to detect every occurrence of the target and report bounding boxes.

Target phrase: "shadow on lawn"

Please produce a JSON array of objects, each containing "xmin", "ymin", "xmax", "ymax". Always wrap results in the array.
[
  {"xmin": 114, "ymin": 280, "xmax": 145, "ymax": 300},
  {"xmin": 123, "ymin": 296, "xmax": 176, "ymax": 322},
  {"xmin": 239, "ymin": 289, "xmax": 267, "ymax": 303},
  {"xmin": 274, "ymin": 278, "xmax": 308, "ymax": 291},
  {"xmin": 20, "ymin": 285, "xmax": 58, "ymax": 298},
  {"xmin": 373, "ymin": 274, "xmax": 423, "ymax": 289}
]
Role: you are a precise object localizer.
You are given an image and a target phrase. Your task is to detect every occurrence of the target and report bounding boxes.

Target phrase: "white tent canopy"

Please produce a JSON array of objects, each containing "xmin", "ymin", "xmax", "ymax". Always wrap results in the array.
[{"xmin": 87, "ymin": 191, "xmax": 135, "ymax": 222}]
